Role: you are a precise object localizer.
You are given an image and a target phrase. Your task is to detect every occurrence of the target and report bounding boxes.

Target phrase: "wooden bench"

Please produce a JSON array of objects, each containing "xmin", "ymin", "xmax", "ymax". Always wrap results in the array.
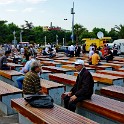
[
  {"xmin": 0, "ymin": 80, "xmax": 22, "ymax": 115},
  {"xmin": 54, "ymin": 56, "xmax": 70, "ymax": 60},
  {"xmin": 62, "ymin": 64, "xmax": 77, "ymax": 71},
  {"xmin": 100, "ymin": 85, "xmax": 124, "ymax": 101},
  {"xmin": 49, "ymin": 73, "xmax": 76, "ymax": 91},
  {"xmin": 91, "ymin": 72, "xmax": 123, "ymax": 84},
  {"xmin": 11, "ymin": 98, "xmax": 98, "ymax": 124},
  {"xmin": 7, "ymin": 58, "xmax": 13, "ymax": 63},
  {"xmin": 108, "ymin": 61, "xmax": 124, "ymax": 64},
  {"xmin": 77, "ymin": 94, "xmax": 124, "ymax": 124},
  {"xmin": 91, "ymin": 72, "xmax": 123, "ymax": 87},
  {"xmin": 0, "ymin": 70, "xmax": 23, "ymax": 88},
  {"xmin": 96, "ymin": 70, "xmax": 124, "ymax": 79},
  {"xmin": 62, "ymin": 65, "xmax": 95, "ymax": 72},
  {"xmin": 37, "ymin": 58, "xmax": 53, "ymax": 61},
  {"xmin": 41, "ymin": 79, "xmax": 65, "ymax": 105},
  {"xmin": 101, "ymin": 62, "xmax": 124, "ymax": 70},
  {"xmin": 84, "ymin": 63, "xmax": 113, "ymax": 70},
  {"xmin": 40, "ymin": 69, "xmax": 52, "ymax": 80},
  {"xmin": 49, "ymin": 73, "xmax": 97, "ymax": 92},
  {"xmin": 117, "ymin": 68, "xmax": 124, "ymax": 72},
  {"xmin": 42, "ymin": 66, "xmax": 74, "ymax": 75},
  {"xmin": 40, "ymin": 61, "xmax": 62, "ymax": 67},
  {"xmin": 113, "ymin": 56, "xmax": 124, "ymax": 61},
  {"xmin": 54, "ymin": 60, "xmax": 75, "ymax": 65},
  {"xmin": 7, "ymin": 62, "xmax": 24, "ymax": 71},
  {"xmin": 74, "ymin": 72, "xmax": 123, "ymax": 90}
]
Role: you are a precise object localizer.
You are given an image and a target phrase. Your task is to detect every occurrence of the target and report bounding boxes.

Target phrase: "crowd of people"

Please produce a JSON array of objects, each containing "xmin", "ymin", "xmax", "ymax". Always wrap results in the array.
[{"xmin": 0, "ymin": 42, "xmax": 120, "ymax": 113}]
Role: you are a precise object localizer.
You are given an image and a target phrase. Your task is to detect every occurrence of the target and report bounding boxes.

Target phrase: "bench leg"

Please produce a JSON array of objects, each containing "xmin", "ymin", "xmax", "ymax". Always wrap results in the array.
[
  {"xmin": 66, "ymin": 71, "xmax": 74, "ymax": 75},
  {"xmin": 76, "ymin": 107, "xmax": 119, "ymax": 124},
  {"xmin": 113, "ymin": 79, "xmax": 123, "ymax": 86},
  {"xmin": 40, "ymin": 73, "xmax": 49, "ymax": 80},
  {"xmin": 19, "ymin": 113, "xmax": 33, "ymax": 124},
  {"xmin": 0, "ymin": 94, "xmax": 22, "ymax": 115},
  {"xmin": 49, "ymin": 87, "xmax": 65, "ymax": 105}
]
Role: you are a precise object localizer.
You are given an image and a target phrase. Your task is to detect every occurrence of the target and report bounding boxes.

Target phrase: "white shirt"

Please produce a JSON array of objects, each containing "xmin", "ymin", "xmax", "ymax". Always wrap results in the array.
[{"xmin": 20, "ymin": 58, "xmax": 35, "ymax": 74}]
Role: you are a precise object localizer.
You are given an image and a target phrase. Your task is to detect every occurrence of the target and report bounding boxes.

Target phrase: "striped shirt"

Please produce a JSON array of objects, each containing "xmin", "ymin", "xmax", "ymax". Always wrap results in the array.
[{"xmin": 23, "ymin": 71, "xmax": 41, "ymax": 94}]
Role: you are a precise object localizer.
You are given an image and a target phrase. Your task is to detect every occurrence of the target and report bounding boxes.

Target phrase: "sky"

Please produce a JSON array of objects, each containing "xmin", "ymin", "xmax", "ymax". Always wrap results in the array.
[{"xmin": 0, "ymin": 0, "xmax": 124, "ymax": 32}]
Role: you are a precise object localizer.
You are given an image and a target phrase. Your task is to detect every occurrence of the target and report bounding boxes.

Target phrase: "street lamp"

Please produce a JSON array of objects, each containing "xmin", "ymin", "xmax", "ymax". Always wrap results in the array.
[
  {"xmin": 64, "ymin": 19, "xmax": 68, "ymax": 45},
  {"xmin": 63, "ymin": 38, "xmax": 65, "ymax": 46},
  {"xmin": 56, "ymin": 35, "xmax": 58, "ymax": 45},
  {"xmin": 71, "ymin": 1, "xmax": 75, "ymax": 43},
  {"xmin": 20, "ymin": 30, "xmax": 23, "ymax": 42},
  {"xmin": 13, "ymin": 31, "xmax": 16, "ymax": 46},
  {"xmin": 45, "ymin": 36, "xmax": 47, "ymax": 46}
]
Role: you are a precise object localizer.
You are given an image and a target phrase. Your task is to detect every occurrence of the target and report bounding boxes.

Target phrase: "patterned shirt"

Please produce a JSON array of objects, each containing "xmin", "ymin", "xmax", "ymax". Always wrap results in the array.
[{"xmin": 23, "ymin": 71, "xmax": 41, "ymax": 94}]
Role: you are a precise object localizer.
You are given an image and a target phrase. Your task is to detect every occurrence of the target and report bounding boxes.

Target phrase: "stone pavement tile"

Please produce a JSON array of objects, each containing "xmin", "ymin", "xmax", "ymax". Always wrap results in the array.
[{"xmin": 0, "ymin": 110, "xmax": 19, "ymax": 124}]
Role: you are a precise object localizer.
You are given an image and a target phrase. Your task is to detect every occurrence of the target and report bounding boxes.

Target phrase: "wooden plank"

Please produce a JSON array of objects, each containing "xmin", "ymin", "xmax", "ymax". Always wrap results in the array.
[
  {"xmin": 91, "ymin": 73, "xmax": 123, "ymax": 84},
  {"xmin": 41, "ymin": 61, "xmax": 61, "ymax": 66},
  {"xmin": 0, "ymin": 70, "xmax": 23, "ymax": 79},
  {"xmin": 78, "ymin": 94, "xmax": 124, "ymax": 123},
  {"xmin": 49, "ymin": 73, "xmax": 76, "ymax": 86},
  {"xmin": 117, "ymin": 68, "xmax": 124, "ymax": 72},
  {"xmin": 100, "ymin": 86, "xmax": 124, "ymax": 101},
  {"xmin": 101, "ymin": 62, "xmax": 124, "ymax": 70},
  {"xmin": 54, "ymin": 60, "xmax": 75, "ymax": 65},
  {"xmin": 40, "ymin": 79, "xmax": 65, "ymax": 94},
  {"xmin": 11, "ymin": 98, "xmax": 98, "ymax": 124},
  {"xmin": 96, "ymin": 70, "xmax": 124, "ymax": 77},
  {"xmin": 42, "ymin": 66, "xmax": 73, "ymax": 73},
  {"xmin": 84, "ymin": 63, "xmax": 112, "ymax": 70},
  {"xmin": 0, "ymin": 80, "xmax": 22, "ymax": 97}
]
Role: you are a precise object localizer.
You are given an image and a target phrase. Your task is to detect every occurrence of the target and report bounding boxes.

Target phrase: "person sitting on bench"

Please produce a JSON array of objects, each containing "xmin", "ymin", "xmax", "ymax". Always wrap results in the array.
[
  {"xmin": 0, "ymin": 50, "xmax": 11, "ymax": 70},
  {"xmin": 63, "ymin": 59, "xmax": 94, "ymax": 112},
  {"xmin": 23, "ymin": 60, "xmax": 42, "ymax": 97}
]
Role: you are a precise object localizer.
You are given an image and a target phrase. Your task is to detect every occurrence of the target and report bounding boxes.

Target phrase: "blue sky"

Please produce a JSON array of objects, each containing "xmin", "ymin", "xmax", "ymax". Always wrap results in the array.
[{"xmin": 0, "ymin": 0, "xmax": 124, "ymax": 31}]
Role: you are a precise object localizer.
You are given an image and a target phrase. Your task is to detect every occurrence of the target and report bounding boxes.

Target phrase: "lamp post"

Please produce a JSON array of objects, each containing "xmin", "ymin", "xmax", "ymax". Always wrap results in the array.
[
  {"xmin": 64, "ymin": 19, "xmax": 67, "ymax": 45},
  {"xmin": 45, "ymin": 36, "xmax": 47, "ymax": 46},
  {"xmin": 20, "ymin": 30, "xmax": 23, "ymax": 42},
  {"xmin": 56, "ymin": 35, "xmax": 58, "ymax": 45},
  {"xmin": 63, "ymin": 38, "xmax": 65, "ymax": 46},
  {"xmin": 13, "ymin": 31, "xmax": 16, "ymax": 46},
  {"xmin": 71, "ymin": 1, "xmax": 75, "ymax": 43}
]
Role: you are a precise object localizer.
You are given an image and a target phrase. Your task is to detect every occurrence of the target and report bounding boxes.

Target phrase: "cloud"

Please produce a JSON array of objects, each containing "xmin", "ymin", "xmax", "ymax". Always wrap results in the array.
[
  {"xmin": 25, "ymin": 0, "xmax": 47, "ymax": 4},
  {"xmin": 0, "ymin": 0, "xmax": 15, "ymax": 4},
  {"xmin": 6, "ymin": 9, "xmax": 17, "ymax": 12},
  {"xmin": 22, "ymin": 8, "xmax": 34, "ymax": 13}
]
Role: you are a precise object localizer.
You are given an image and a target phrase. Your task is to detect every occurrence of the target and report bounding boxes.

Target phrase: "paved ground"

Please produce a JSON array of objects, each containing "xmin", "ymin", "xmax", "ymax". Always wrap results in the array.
[{"xmin": 0, "ymin": 110, "xmax": 19, "ymax": 124}]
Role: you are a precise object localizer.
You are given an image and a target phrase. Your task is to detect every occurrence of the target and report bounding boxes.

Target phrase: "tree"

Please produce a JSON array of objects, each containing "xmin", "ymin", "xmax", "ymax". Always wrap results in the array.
[
  {"xmin": 92, "ymin": 27, "xmax": 108, "ymax": 37},
  {"xmin": 108, "ymin": 28, "xmax": 118, "ymax": 40},
  {"xmin": 114, "ymin": 24, "xmax": 124, "ymax": 39},
  {"xmin": 32, "ymin": 26, "xmax": 43, "ymax": 43},
  {"xmin": 21, "ymin": 20, "xmax": 34, "ymax": 42},
  {"xmin": 73, "ymin": 24, "xmax": 87, "ymax": 44}
]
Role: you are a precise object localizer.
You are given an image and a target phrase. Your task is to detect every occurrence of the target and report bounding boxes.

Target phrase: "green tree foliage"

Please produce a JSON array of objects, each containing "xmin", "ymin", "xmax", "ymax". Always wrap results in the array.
[
  {"xmin": 114, "ymin": 24, "xmax": 124, "ymax": 39},
  {"xmin": 92, "ymin": 27, "xmax": 108, "ymax": 37},
  {"xmin": 108, "ymin": 28, "xmax": 118, "ymax": 40},
  {"xmin": 73, "ymin": 24, "xmax": 87, "ymax": 44},
  {"xmin": 21, "ymin": 20, "xmax": 34, "ymax": 43},
  {"xmin": 0, "ymin": 19, "xmax": 124, "ymax": 45}
]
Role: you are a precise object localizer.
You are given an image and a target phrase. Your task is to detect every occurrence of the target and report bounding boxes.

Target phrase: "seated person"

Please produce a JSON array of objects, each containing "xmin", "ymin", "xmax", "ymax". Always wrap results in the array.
[
  {"xmin": 49, "ymin": 47, "xmax": 56, "ymax": 58},
  {"xmin": 91, "ymin": 50, "xmax": 101, "ymax": 65},
  {"xmin": 16, "ymin": 56, "xmax": 35, "ymax": 89},
  {"xmin": 105, "ymin": 48, "xmax": 113, "ymax": 62},
  {"xmin": 23, "ymin": 60, "xmax": 42, "ymax": 96},
  {"xmin": 0, "ymin": 50, "xmax": 11, "ymax": 70},
  {"xmin": 63, "ymin": 60, "xmax": 94, "ymax": 112},
  {"xmin": 43, "ymin": 47, "xmax": 50, "ymax": 55}
]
